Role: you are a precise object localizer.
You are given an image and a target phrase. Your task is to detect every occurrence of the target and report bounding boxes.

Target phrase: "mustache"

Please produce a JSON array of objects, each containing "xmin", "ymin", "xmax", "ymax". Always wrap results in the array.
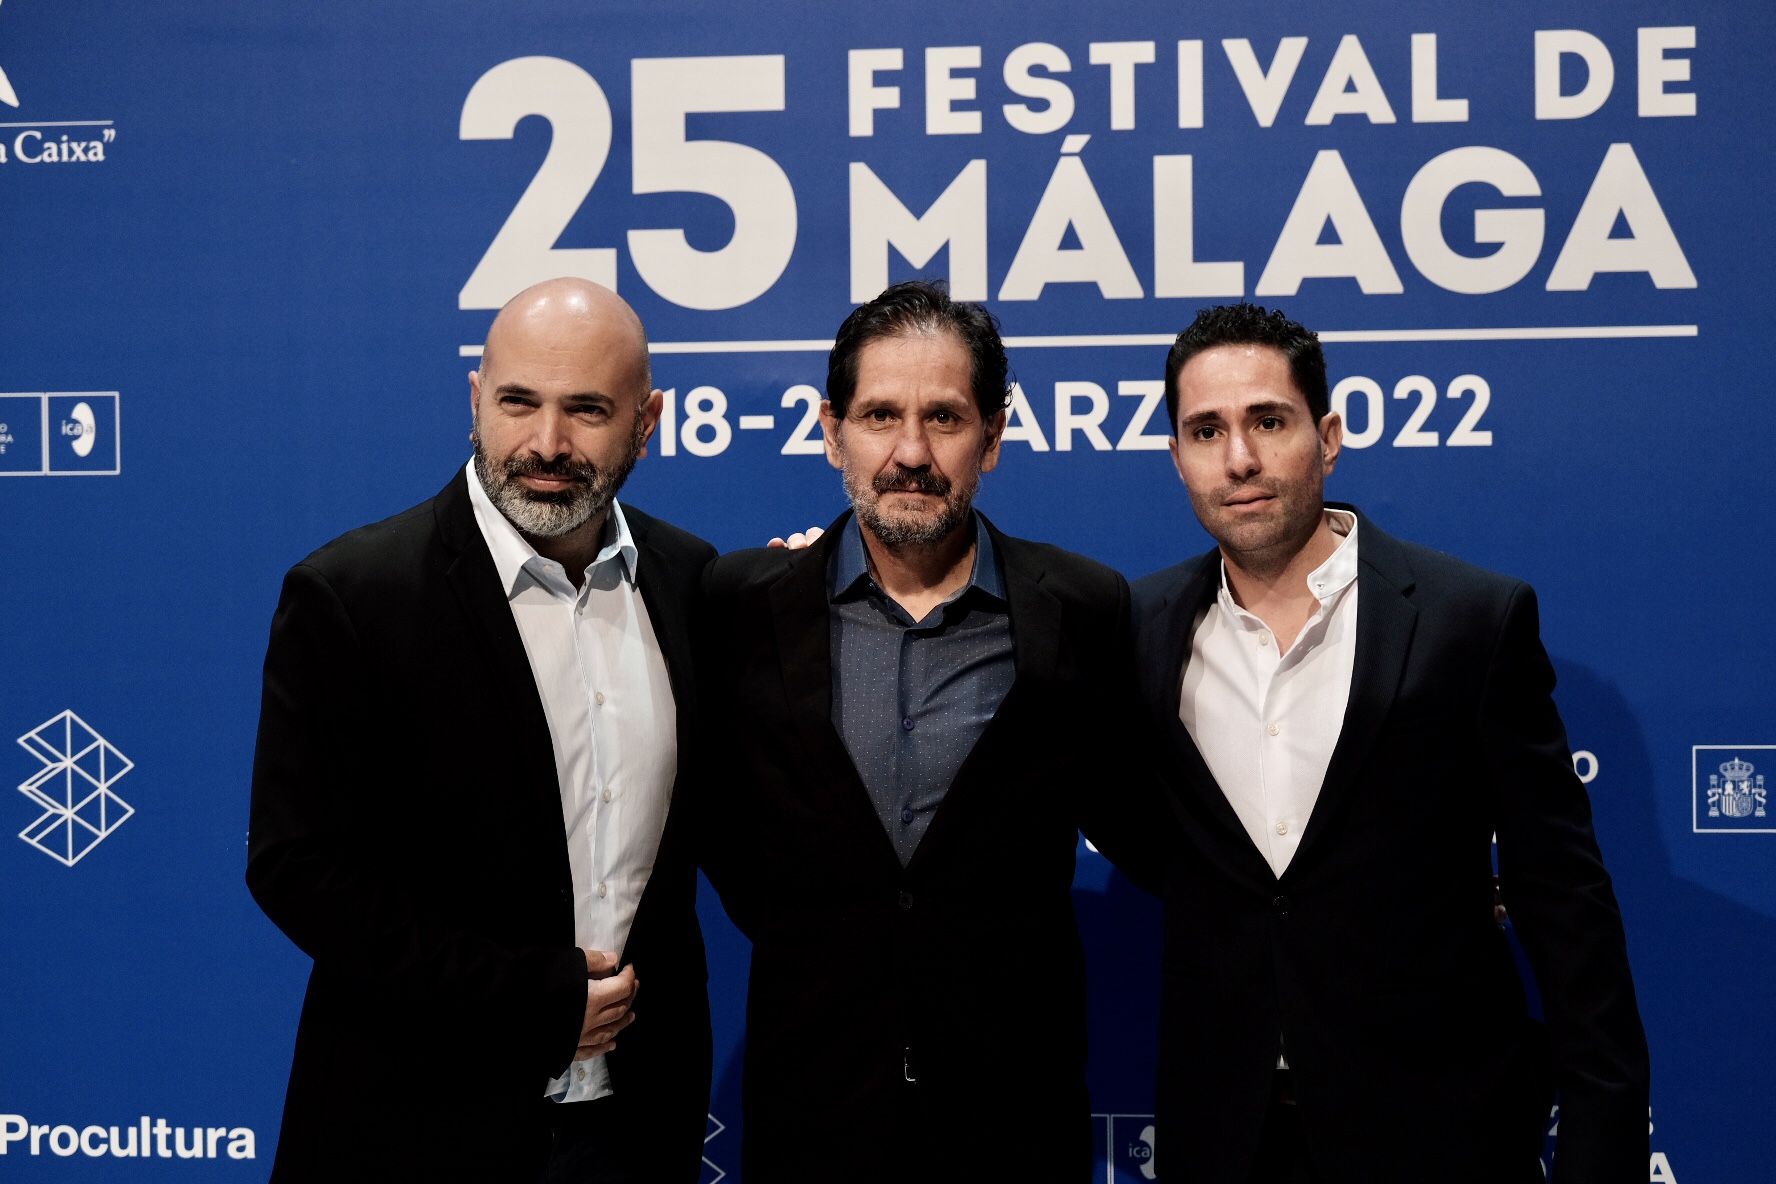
[
  {"xmin": 504, "ymin": 453, "xmax": 597, "ymax": 484},
  {"xmin": 873, "ymin": 466, "xmax": 951, "ymax": 496}
]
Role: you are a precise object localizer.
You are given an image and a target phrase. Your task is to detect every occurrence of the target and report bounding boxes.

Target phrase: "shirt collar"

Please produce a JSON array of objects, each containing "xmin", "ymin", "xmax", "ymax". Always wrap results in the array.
[
  {"xmin": 1216, "ymin": 507, "xmax": 1360, "ymax": 609},
  {"xmin": 465, "ymin": 460, "xmax": 638, "ymax": 598},
  {"xmin": 829, "ymin": 512, "xmax": 1005, "ymax": 606}
]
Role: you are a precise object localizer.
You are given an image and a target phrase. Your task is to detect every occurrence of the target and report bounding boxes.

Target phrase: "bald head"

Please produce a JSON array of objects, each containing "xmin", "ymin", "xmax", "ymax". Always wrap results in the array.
[
  {"xmin": 478, "ymin": 277, "xmax": 651, "ymax": 399},
  {"xmin": 468, "ymin": 278, "xmax": 664, "ymax": 561}
]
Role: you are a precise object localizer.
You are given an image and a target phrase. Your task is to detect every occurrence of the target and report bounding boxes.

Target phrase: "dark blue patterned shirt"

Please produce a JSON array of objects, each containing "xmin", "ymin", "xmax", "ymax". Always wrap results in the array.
[{"xmin": 828, "ymin": 514, "xmax": 1015, "ymax": 865}]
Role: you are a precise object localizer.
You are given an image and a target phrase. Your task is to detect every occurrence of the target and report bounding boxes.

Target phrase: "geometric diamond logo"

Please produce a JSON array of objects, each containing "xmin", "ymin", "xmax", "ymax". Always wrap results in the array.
[
  {"xmin": 700, "ymin": 1113, "xmax": 728, "ymax": 1183},
  {"xmin": 16, "ymin": 709, "xmax": 134, "ymax": 866}
]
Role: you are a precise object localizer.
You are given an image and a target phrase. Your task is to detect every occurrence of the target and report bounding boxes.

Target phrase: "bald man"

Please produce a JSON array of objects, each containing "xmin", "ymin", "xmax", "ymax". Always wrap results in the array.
[{"xmin": 248, "ymin": 279, "xmax": 715, "ymax": 1182}]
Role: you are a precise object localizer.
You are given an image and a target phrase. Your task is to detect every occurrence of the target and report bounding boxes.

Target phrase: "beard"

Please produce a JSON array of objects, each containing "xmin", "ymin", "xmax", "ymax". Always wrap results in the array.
[
  {"xmin": 845, "ymin": 462, "xmax": 977, "ymax": 548},
  {"xmin": 471, "ymin": 418, "xmax": 643, "ymax": 540}
]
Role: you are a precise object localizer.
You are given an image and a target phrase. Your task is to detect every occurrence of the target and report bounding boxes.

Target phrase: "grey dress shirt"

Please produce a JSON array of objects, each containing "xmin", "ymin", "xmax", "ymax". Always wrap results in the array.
[{"xmin": 828, "ymin": 514, "xmax": 1015, "ymax": 865}]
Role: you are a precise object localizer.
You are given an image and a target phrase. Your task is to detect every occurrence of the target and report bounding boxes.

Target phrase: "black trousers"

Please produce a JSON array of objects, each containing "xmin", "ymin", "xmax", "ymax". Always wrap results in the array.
[
  {"xmin": 1248, "ymin": 1071, "xmax": 1312, "ymax": 1184},
  {"xmin": 542, "ymin": 1093, "xmax": 648, "ymax": 1184}
]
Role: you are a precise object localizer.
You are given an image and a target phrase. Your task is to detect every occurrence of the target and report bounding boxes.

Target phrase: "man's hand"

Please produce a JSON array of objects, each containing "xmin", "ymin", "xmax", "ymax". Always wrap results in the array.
[
  {"xmin": 576, "ymin": 949, "xmax": 638, "ymax": 1060},
  {"xmin": 766, "ymin": 526, "xmax": 825, "ymax": 550}
]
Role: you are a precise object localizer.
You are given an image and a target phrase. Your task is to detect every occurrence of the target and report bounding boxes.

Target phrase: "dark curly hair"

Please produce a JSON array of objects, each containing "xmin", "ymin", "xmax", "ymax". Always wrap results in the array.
[{"xmin": 1163, "ymin": 304, "xmax": 1328, "ymax": 432}]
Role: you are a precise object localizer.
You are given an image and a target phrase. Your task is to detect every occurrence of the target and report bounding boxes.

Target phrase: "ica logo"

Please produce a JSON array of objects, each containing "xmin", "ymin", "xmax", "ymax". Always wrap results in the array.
[{"xmin": 59, "ymin": 402, "xmax": 96, "ymax": 457}]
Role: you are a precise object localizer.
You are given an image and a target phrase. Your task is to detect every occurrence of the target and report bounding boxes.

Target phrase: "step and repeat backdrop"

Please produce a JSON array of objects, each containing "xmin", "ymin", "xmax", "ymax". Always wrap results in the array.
[{"xmin": 2, "ymin": 1, "xmax": 1771, "ymax": 1179}]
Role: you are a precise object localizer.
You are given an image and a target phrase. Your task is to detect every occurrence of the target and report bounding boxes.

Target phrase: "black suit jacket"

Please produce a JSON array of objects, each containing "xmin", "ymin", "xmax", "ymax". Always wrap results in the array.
[
  {"xmin": 247, "ymin": 471, "xmax": 714, "ymax": 1182},
  {"xmin": 700, "ymin": 511, "xmax": 1149, "ymax": 1182},
  {"xmin": 1130, "ymin": 508, "xmax": 1648, "ymax": 1184}
]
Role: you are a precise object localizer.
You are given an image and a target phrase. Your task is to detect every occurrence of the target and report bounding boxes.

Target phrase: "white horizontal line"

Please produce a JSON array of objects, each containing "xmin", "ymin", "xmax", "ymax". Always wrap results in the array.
[
  {"xmin": 1319, "ymin": 324, "xmax": 1698, "ymax": 343},
  {"xmin": 458, "ymin": 324, "xmax": 1696, "ymax": 358},
  {"xmin": 0, "ymin": 119, "xmax": 115, "ymax": 127},
  {"xmin": 737, "ymin": 415, "xmax": 775, "ymax": 429},
  {"xmin": 655, "ymin": 338, "xmax": 833, "ymax": 355}
]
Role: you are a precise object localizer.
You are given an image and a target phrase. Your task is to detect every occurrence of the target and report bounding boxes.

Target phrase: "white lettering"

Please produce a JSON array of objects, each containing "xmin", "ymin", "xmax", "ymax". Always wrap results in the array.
[
  {"xmin": 1055, "ymin": 382, "xmax": 1113, "ymax": 451},
  {"xmin": 926, "ymin": 46, "xmax": 983, "ymax": 135},
  {"xmin": 1305, "ymin": 34, "xmax": 1396, "ymax": 125},
  {"xmin": 1115, "ymin": 382, "xmax": 1172, "ymax": 451},
  {"xmin": 1000, "ymin": 383, "xmax": 1051, "ymax": 451},
  {"xmin": 628, "ymin": 55, "xmax": 797, "ymax": 310},
  {"xmin": 1572, "ymin": 750, "xmax": 1599, "ymax": 784},
  {"xmin": 1536, "ymin": 30, "xmax": 1614, "ymax": 121},
  {"xmin": 1223, "ymin": 37, "xmax": 1308, "ymax": 128},
  {"xmin": 1638, "ymin": 27, "xmax": 1696, "ymax": 118},
  {"xmin": 848, "ymin": 49, "xmax": 903, "ymax": 137},
  {"xmin": 1088, "ymin": 41, "xmax": 1156, "ymax": 130},
  {"xmin": 1176, "ymin": 40, "xmax": 1204, "ymax": 129},
  {"xmin": 1400, "ymin": 147, "xmax": 1544, "ymax": 294},
  {"xmin": 1000, "ymin": 136, "xmax": 1142, "ymax": 300},
  {"xmin": 849, "ymin": 160, "xmax": 988, "ymax": 300},
  {"xmin": 1411, "ymin": 33, "xmax": 1468, "ymax": 122},
  {"xmin": 1546, "ymin": 143, "xmax": 1695, "ymax": 290},
  {"xmin": 1002, "ymin": 43, "xmax": 1074, "ymax": 135},
  {"xmin": 1256, "ymin": 150, "xmax": 1403, "ymax": 295},
  {"xmin": 1153, "ymin": 155, "xmax": 1244, "ymax": 297}
]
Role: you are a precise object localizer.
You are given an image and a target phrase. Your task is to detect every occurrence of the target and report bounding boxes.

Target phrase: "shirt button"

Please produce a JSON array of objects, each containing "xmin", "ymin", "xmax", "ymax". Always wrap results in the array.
[
  {"xmin": 575, "ymin": 1066, "xmax": 586, "ymax": 1081},
  {"xmin": 594, "ymin": 691, "xmax": 606, "ymax": 706},
  {"xmin": 601, "ymin": 788, "xmax": 613, "ymax": 804},
  {"xmin": 596, "ymin": 882, "xmax": 608, "ymax": 899},
  {"xmin": 1258, "ymin": 631, "xmax": 1272, "ymax": 647},
  {"xmin": 1268, "ymin": 722, "xmax": 1281, "ymax": 737},
  {"xmin": 901, "ymin": 808, "xmax": 915, "ymax": 825},
  {"xmin": 1275, "ymin": 821, "xmax": 1289, "ymax": 836},
  {"xmin": 901, "ymin": 717, "xmax": 915, "ymax": 732}
]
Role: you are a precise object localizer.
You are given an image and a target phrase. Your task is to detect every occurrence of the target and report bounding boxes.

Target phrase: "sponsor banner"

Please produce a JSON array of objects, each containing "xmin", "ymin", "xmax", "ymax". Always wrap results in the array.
[{"xmin": 0, "ymin": 2, "xmax": 1771, "ymax": 1179}]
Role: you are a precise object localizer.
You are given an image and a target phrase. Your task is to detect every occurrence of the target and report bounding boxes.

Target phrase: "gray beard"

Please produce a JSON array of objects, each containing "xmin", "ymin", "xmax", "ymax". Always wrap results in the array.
[
  {"xmin": 844, "ymin": 465, "xmax": 975, "ymax": 549},
  {"xmin": 471, "ymin": 426, "xmax": 640, "ymax": 540}
]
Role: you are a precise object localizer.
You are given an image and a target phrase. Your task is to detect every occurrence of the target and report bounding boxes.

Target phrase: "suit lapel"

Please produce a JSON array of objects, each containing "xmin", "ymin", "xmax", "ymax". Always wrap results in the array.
[
  {"xmin": 767, "ymin": 516, "xmax": 902, "ymax": 862},
  {"xmin": 432, "ymin": 473, "xmax": 568, "ymax": 848},
  {"xmin": 906, "ymin": 524, "xmax": 1060, "ymax": 873},
  {"xmin": 1288, "ymin": 516, "xmax": 1418, "ymax": 873},
  {"xmin": 630, "ymin": 514, "xmax": 696, "ymax": 741},
  {"xmin": 1149, "ymin": 553, "xmax": 1273, "ymax": 871},
  {"xmin": 627, "ymin": 510, "xmax": 701, "ymax": 901}
]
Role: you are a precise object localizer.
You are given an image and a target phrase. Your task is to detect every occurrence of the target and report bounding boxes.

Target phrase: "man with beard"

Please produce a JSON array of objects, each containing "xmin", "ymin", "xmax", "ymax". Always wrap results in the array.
[
  {"xmin": 248, "ymin": 278, "xmax": 714, "ymax": 1182},
  {"xmin": 699, "ymin": 280, "xmax": 1154, "ymax": 1180},
  {"xmin": 1131, "ymin": 304, "xmax": 1647, "ymax": 1182}
]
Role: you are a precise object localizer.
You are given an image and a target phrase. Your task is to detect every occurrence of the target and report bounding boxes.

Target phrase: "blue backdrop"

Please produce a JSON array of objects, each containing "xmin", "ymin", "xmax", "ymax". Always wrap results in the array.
[{"xmin": 2, "ymin": 2, "xmax": 1770, "ymax": 1179}]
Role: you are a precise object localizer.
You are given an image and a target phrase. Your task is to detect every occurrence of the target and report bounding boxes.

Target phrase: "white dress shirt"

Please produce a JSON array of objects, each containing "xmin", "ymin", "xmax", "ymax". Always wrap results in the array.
[
  {"xmin": 466, "ymin": 463, "xmax": 677, "ymax": 1104},
  {"xmin": 1179, "ymin": 509, "xmax": 1360, "ymax": 880}
]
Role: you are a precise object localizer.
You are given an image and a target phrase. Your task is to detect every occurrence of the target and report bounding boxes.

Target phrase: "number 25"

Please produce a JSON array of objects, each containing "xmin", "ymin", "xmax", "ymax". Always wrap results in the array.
[{"xmin": 459, "ymin": 55, "xmax": 797, "ymax": 311}]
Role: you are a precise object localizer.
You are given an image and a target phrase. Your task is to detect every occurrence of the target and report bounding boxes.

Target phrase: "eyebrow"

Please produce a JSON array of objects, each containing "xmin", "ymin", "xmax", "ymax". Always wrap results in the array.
[
  {"xmin": 494, "ymin": 383, "xmax": 616, "ymax": 403},
  {"xmin": 1180, "ymin": 399, "xmax": 1295, "ymax": 429},
  {"xmin": 849, "ymin": 393, "xmax": 973, "ymax": 414}
]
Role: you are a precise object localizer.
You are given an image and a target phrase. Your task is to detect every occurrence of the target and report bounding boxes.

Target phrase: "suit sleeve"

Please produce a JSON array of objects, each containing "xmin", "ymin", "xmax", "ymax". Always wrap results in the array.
[
  {"xmin": 1077, "ymin": 573, "xmax": 1176, "ymax": 897},
  {"xmin": 1482, "ymin": 581, "xmax": 1650, "ymax": 1181},
  {"xmin": 245, "ymin": 562, "xmax": 587, "ymax": 1079}
]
